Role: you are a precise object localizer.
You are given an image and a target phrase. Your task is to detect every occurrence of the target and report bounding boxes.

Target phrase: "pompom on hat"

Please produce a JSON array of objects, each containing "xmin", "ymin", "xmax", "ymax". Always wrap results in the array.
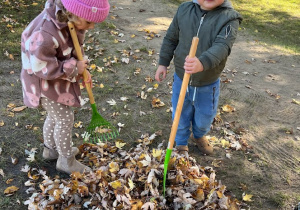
[{"xmin": 61, "ymin": 0, "xmax": 110, "ymax": 23}]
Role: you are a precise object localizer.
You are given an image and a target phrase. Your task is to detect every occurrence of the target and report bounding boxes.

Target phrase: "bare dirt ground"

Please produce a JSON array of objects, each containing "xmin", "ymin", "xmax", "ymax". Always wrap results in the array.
[
  {"xmin": 0, "ymin": 0, "xmax": 299, "ymax": 209},
  {"xmin": 109, "ymin": 0, "xmax": 300, "ymax": 209}
]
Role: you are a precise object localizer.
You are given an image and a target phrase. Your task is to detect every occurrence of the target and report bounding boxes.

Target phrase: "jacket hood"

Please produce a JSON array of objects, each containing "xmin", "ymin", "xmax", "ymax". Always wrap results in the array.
[{"xmin": 192, "ymin": 0, "xmax": 233, "ymax": 9}]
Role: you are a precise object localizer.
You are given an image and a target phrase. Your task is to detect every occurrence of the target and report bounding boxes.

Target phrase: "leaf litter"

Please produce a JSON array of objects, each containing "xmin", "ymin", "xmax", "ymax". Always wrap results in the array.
[{"xmin": 21, "ymin": 131, "xmax": 249, "ymax": 210}]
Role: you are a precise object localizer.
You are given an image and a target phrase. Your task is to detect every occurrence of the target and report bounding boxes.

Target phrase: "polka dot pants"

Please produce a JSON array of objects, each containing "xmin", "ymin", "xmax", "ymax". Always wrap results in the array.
[{"xmin": 41, "ymin": 97, "xmax": 74, "ymax": 157}]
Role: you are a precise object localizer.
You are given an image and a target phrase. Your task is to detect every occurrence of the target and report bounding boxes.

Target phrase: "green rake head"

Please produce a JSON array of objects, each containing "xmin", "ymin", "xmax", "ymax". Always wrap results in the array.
[{"xmin": 85, "ymin": 104, "xmax": 119, "ymax": 143}]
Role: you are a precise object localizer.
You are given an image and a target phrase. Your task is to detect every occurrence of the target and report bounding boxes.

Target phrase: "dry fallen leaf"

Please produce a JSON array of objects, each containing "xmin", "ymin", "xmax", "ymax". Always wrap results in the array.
[
  {"xmin": 221, "ymin": 104, "xmax": 235, "ymax": 112},
  {"xmin": 4, "ymin": 186, "xmax": 19, "ymax": 195},
  {"xmin": 292, "ymin": 99, "xmax": 300, "ymax": 105},
  {"xmin": 0, "ymin": 169, "xmax": 4, "ymax": 178},
  {"xmin": 243, "ymin": 193, "xmax": 253, "ymax": 202},
  {"xmin": 151, "ymin": 97, "xmax": 165, "ymax": 108},
  {"xmin": 12, "ymin": 106, "xmax": 27, "ymax": 112},
  {"xmin": 116, "ymin": 141, "xmax": 126, "ymax": 149}
]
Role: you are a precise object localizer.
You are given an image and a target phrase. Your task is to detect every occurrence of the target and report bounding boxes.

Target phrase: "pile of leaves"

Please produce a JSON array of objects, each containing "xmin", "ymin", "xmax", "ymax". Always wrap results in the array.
[{"xmin": 22, "ymin": 133, "xmax": 246, "ymax": 210}]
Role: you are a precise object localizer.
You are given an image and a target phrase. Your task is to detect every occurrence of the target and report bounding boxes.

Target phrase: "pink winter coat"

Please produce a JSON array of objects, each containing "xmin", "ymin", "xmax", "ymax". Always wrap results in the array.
[{"xmin": 21, "ymin": 0, "xmax": 85, "ymax": 108}]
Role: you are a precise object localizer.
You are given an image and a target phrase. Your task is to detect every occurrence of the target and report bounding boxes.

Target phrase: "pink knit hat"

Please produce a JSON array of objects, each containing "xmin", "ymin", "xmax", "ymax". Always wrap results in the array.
[{"xmin": 61, "ymin": 0, "xmax": 110, "ymax": 23}]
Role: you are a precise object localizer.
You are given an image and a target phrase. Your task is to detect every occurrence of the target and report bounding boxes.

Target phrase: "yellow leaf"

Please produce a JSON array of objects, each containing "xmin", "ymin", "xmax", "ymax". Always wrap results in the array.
[
  {"xmin": 7, "ymin": 103, "xmax": 15, "ymax": 108},
  {"xmin": 32, "ymin": 2, "xmax": 38, "ymax": 6},
  {"xmin": 221, "ymin": 104, "xmax": 235, "ymax": 112},
  {"xmin": 217, "ymin": 190, "xmax": 223, "ymax": 198},
  {"xmin": 243, "ymin": 193, "xmax": 253, "ymax": 202},
  {"xmin": 4, "ymin": 186, "xmax": 19, "ymax": 195},
  {"xmin": 152, "ymin": 149, "xmax": 162, "ymax": 158},
  {"xmin": 153, "ymin": 83, "xmax": 159, "ymax": 89},
  {"xmin": 221, "ymin": 139, "xmax": 230, "ymax": 148},
  {"xmin": 90, "ymin": 64, "xmax": 96, "ymax": 70},
  {"xmin": 143, "ymin": 28, "xmax": 150, "ymax": 33},
  {"xmin": 128, "ymin": 178, "xmax": 135, "ymax": 190},
  {"xmin": 131, "ymin": 200, "xmax": 143, "ymax": 210},
  {"xmin": 116, "ymin": 141, "xmax": 126, "ymax": 149},
  {"xmin": 131, "ymin": 34, "xmax": 136, "ymax": 38},
  {"xmin": 292, "ymin": 99, "xmax": 300, "ymax": 105},
  {"xmin": 110, "ymin": 180, "xmax": 122, "ymax": 189},
  {"xmin": 109, "ymin": 162, "xmax": 119, "ymax": 173},
  {"xmin": 74, "ymin": 121, "xmax": 83, "ymax": 128},
  {"xmin": 193, "ymin": 179, "xmax": 203, "ymax": 185},
  {"xmin": 0, "ymin": 120, "xmax": 4, "ymax": 127},
  {"xmin": 194, "ymin": 188, "xmax": 205, "ymax": 201},
  {"xmin": 99, "ymin": 83, "xmax": 104, "ymax": 88}
]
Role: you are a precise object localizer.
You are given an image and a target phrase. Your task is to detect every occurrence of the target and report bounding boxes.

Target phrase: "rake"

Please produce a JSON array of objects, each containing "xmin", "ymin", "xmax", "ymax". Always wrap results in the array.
[
  {"xmin": 163, "ymin": 37, "xmax": 199, "ymax": 196},
  {"xmin": 68, "ymin": 21, "xmax": 119, "ymax": 143}
]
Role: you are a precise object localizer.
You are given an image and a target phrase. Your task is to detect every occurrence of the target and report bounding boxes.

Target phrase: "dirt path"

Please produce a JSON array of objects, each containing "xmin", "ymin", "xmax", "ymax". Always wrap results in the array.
[{"xmin": 109, "ymin": 0, "xmax": 300, "ymax": 209}]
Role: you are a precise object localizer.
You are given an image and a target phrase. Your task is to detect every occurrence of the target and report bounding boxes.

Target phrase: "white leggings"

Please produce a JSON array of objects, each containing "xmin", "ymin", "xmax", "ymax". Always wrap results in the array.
[{"xmin": 41, "ymin": 97, "xmax": 74, "ymax": 157}]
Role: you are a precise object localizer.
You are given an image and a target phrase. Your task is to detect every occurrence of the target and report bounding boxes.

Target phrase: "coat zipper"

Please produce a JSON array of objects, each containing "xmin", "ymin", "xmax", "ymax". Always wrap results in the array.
[{"xmin": 190, "ymin": 13, "xmax": 206, "ymax": 86}]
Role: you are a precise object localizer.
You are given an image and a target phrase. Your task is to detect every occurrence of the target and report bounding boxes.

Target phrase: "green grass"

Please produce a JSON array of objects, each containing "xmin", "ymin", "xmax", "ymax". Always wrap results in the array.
[{"xmin": 231, "ymin": 0, "xmax": 299, "ymax": 54}]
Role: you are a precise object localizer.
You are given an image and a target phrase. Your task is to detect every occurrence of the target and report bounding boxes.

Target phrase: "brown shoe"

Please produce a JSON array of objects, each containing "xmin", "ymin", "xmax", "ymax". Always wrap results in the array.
[
  {"xmin": 176, "ymin": 145, "xmax": 189, "ymax": 157},
  {"xmin": 43, "ymin": 145, "xmax": 79, "ymax": 160},
  {"xmin": 194, "ymin": 136, "xmax": 213, "ymax": 155}
]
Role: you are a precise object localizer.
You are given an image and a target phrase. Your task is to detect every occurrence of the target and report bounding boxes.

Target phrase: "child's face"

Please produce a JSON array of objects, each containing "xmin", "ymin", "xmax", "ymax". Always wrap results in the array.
[
  {"xmin": 73, "ymin": 17, "xmax": 95, "ymax": 30},
  {"xmin": 197, "ymin": 0, "xmax": 225, "ymax": 10}
]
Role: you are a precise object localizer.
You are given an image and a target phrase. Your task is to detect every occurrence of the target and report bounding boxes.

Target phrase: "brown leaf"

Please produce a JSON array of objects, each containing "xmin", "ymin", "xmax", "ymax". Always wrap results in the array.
[
  {"xmin": 6, "ymin": 179, "xmax": 14, "ymax": 184},
  {"xmin": 4, "ymin": 186, "xmax": 19, "ymax": 195}
]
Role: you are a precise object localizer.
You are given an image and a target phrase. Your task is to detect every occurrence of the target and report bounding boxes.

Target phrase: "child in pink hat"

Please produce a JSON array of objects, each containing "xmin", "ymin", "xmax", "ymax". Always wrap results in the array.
[{"xmin": 20, "ymin": 0, "xmax": 110, "ymax": 174}]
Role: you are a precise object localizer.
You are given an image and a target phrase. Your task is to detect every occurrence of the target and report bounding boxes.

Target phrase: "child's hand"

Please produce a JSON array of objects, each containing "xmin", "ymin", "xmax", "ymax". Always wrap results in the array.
[
  {"xmin": 155, "ymin": 65, "xmax": 168, "ymax": 82},
  {"xmin": 77, "ymin": 70, "xmax": 93, "ymax": 88},
  {"xmin": 76, "ymin": 59, "xmax": 89, "ymax": 74},
  {"xmin": 184, "ymin": 56, "xmax": 204, "ymax": 74}
]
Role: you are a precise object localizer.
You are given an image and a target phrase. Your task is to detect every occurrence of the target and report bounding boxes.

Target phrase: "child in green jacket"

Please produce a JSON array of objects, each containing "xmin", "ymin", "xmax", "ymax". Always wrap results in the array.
[{"xmin": 155, "ymin": 0, "xmax": 242, "ymax": 156}]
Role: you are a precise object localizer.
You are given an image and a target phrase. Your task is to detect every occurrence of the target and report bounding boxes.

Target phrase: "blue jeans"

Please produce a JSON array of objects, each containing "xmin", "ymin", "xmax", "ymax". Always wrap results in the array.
[{"xmin": 172, "ymin": 73, "xmax": 220, "ymax": 146}]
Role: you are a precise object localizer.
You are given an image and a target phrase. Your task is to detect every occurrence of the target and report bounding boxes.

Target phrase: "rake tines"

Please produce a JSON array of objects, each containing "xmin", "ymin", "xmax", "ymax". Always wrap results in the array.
[
  {"xmin": 83, "ymin": 103, "xmax": 119, "ymax": 143},
  {"xmin": 86, "ymin": 116, "xmax": 119, "ymax": 143},
  {"xmin": 87, "ymin": 125, "xmax": 119, "ymax": 143}
]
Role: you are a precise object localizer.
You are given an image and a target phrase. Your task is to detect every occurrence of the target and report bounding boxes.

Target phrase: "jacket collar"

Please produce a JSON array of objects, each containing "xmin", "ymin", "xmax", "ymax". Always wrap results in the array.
[{"xmin": 192, "ymin": 0, "xmax": 233, "ymax": 9}]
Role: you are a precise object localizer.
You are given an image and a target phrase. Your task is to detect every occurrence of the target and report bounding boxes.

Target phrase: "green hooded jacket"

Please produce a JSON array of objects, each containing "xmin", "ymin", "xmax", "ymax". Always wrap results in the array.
[{"xmin": 158, "ymin": 0, "xmax": 242, "ymax": 86}]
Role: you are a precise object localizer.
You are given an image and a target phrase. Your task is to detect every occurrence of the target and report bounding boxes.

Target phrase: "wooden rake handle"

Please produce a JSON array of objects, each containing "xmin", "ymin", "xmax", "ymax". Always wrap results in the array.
[
  {"xmin": 68, "ymin": 21, "xmax": 95, "ymax": 104},
  {"xmin": 167, "ymin": 37, "xmax": 199, "ymax": 150}
]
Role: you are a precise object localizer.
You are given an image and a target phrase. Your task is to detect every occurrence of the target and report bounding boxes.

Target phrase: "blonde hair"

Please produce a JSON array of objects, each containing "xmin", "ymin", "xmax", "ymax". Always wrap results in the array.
[{"xmin": 55, "ymin": 0, "xmax": 79, "ymax": 23}]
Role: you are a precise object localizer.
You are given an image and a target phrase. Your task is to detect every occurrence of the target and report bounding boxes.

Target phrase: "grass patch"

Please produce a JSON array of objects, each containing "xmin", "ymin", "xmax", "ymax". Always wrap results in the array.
[
  {"xmin": 269, "ymin": 192, "xmax": 290, "ymax": 208},
  {"xmin": 231, "ymin": 0, "xmax": 299, "ymax": 54}
]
